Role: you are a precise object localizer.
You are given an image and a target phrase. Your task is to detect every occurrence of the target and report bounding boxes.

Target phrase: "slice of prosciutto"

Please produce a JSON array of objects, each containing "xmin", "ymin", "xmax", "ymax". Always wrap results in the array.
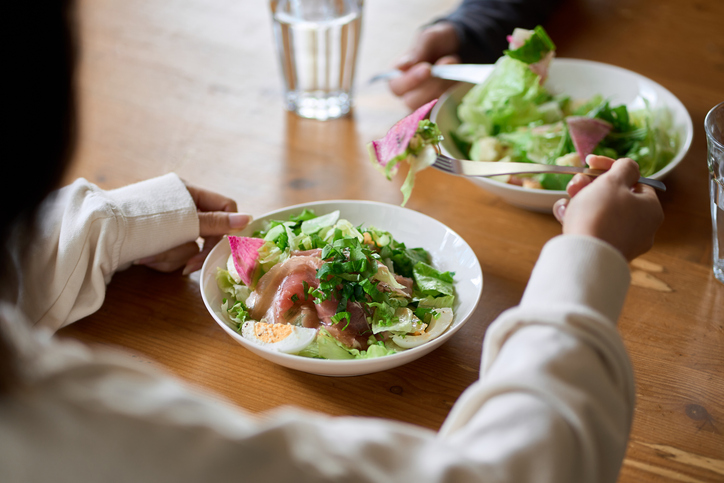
[
  {"xmin": 318, "ymin": 301, "xmax": 372, "ymax": 350},
  {"xmin": 245, "ymin": 253, "xmax": 374, "ymax": 349},
  {"xmin": 246, "ymin": 255, "xmax": 329, "ymax": 327},
  {"xmin": 565, "ymin": 116, "xmax": 613, "ymax": 163}
]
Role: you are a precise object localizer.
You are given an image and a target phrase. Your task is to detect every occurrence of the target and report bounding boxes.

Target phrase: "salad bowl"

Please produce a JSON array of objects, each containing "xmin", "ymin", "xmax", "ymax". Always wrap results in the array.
[
  {"xmin": 430, "ymin": 58, "xmax": 694, "ymax": 212},
  {"xmin": 199, "ymin": 200, "xmax": 483, "ymax": 377}
]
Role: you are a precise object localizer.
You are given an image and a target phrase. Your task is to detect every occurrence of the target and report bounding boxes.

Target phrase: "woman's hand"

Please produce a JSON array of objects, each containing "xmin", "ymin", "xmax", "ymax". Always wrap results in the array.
[
  {"xmin": 552, "ymin": 155, "xmax": 664, "ymax": 261},
  {"xmin": 135, "ymin": 183, "xmax": 251, "ymax": 275},
  {"xmin": 388, "ymin": 22, "xmax": 461, "ymax": 110}
]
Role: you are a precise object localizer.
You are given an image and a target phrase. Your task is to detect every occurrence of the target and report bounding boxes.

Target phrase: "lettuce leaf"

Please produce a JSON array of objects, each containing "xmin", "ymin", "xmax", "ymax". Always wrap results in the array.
[
  {"xmin": 624, "ymin": 104, "xmax": 679, "ymax": 176},
  {"xmin": 412, "ymin": 262, "xmax": 455, "ymax": 297},
  {"xmin": 315, "ymin": 329, "xmax": 397, "ymax": 360},
  {"xmin": 457, "ymin": 56, "xmax": 552, "ymax": 141},
  {"xmin": 301, "ymin": 210, "xmax": 340, "ymax": 235},
  {"xmin": 400, "ymin": 145, "xmax": 437, "ymax": 206},
  {"xmin": 417, "ymin": 294, "xmax": 455, "ymax": 309},
  {"xmin": 504, "ymin": 25, "xmax": 556, "ymax": 64}
]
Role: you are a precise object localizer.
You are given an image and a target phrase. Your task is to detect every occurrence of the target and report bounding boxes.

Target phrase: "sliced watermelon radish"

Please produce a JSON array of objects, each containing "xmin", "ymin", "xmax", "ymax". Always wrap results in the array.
[
  {"xmin": 566, "ymin": 116, "xmax": 613, "ymax": 164},
  {"xmin": 228, "ymin": 236, "xmax": 266, "ymax": 287},
  {"xmin": 529, "ymin": 50, "xmax": 555, "ymax": 84},
  {"xmin": 368, "ymin": 99, "xmax": 438, "ymax": 175}
]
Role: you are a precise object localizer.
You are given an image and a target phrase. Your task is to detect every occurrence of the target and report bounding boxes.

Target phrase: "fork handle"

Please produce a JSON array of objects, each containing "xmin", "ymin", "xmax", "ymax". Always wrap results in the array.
[{"xmin": 461, "ymin": 161, "xmax": 667, "ymax": 191}]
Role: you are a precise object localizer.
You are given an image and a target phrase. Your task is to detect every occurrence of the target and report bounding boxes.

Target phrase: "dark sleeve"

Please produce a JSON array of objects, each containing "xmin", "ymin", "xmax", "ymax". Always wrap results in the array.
[{"xmin": 440, "ymin": 0, "xmax": 564, "ymax": 64}]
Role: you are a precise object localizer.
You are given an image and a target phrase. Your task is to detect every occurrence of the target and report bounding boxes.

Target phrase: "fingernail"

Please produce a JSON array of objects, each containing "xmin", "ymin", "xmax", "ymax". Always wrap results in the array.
[
  {"xmin": 553, "ymin": 202, "xmax": 566, "ymax": 222},
  {"xmin": 570, "ymin": 173, "xmax": 587, "ymax": 186},
  {"xmin": 229, "ymin": 213, "xmax": 252, "ymax": 229},
  {"xmin": 394, "ymin": 54, "xmax": 413, "ymax": 68}
]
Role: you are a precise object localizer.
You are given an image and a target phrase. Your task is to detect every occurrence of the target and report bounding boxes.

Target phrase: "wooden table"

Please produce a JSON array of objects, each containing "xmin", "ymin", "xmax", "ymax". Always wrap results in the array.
[{"xmin": 59, "ymin": 0, "xmax": 723, "ymax": 481}]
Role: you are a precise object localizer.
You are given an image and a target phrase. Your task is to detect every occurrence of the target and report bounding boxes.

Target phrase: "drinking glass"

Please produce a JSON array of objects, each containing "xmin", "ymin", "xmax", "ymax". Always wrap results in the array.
[
  {"xmin": 705, "ymin": 101, "xmax": 724, "ymax": 283},
  {"xmin": 270, "ymin": 0, "xmax": 363, "ymax": 121}
]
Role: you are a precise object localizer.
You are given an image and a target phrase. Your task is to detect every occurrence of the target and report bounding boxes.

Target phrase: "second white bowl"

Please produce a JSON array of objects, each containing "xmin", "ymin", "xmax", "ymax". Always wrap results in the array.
[{"xmin": 430, "ymin": 58, "xmax": 693, "ymax": 212}]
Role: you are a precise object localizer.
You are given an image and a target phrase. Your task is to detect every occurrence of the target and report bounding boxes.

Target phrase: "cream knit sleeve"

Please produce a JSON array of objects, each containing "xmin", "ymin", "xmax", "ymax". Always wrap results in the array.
[
  {"xmin": 14, "ymin": 174, "xmax": 199, "ymax": 331},
  {"xmin": 439, "ymin": 235, "xmax": 634, "ymax": 483}
]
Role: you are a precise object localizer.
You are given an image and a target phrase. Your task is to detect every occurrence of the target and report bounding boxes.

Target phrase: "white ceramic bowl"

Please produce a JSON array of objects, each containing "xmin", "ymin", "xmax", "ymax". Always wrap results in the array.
[
  {"xmin": 199, "ymin": 200, "xmax": 483, "ymax": 377},
  {"xmin": 430, "ymin": 58, "xmax": 694, "ymax": 212}
]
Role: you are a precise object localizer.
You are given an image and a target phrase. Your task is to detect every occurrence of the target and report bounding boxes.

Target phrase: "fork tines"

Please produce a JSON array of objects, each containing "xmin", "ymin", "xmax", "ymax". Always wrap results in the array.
[{"xmin": 432, "ymin": 154, "xmax": 459, "ymax": 174}]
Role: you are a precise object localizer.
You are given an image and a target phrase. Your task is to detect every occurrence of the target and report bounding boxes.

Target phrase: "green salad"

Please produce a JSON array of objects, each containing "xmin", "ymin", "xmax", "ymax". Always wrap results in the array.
[
  {"xmin": 451, "ymin": 26, "xmax": 680, "ymax": 190},
  {"xmin": 216, "ymin": 209, "xmax": 456, "ymax": 360}
]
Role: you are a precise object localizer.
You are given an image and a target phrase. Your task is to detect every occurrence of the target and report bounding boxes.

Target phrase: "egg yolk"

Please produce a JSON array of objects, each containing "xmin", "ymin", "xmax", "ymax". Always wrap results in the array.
[{"xmin": 253, "ymin": 322, "xmax": 294, "ymax": 344}]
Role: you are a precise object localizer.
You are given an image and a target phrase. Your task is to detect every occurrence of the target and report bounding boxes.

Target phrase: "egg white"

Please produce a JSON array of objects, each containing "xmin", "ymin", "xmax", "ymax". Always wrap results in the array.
[
  {"xmin": 241, "ymin": 320, "xmax": 316, "ymax": 354},
  {"xmin": 392, "ymin": 307, "xmax": 453, "ymax": 349}
]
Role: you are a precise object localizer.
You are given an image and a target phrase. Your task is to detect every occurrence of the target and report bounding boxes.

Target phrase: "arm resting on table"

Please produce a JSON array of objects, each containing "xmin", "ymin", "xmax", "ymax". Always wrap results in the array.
[{"xmin": 12, "ymin": 174, "xmax": 198, "ymax": 331}]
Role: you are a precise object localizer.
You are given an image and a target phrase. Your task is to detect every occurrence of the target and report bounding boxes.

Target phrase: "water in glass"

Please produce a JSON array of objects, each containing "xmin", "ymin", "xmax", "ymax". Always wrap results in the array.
[{"xmin": 271, "ymin": 0, "xmax": 362, "ymax": 121}]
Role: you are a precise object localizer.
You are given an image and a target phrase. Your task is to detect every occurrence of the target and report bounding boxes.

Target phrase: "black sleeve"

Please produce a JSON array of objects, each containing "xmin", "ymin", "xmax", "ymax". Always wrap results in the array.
[{"xmin": 440, "ymin": 0, "xmax": 564, "ymax": 64}]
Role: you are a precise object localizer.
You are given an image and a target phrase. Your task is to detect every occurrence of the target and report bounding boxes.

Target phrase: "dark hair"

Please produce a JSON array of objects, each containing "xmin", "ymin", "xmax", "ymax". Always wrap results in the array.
[{"xmin": 1, "ymin": 0, "xmax": 77, "ymax": 392}]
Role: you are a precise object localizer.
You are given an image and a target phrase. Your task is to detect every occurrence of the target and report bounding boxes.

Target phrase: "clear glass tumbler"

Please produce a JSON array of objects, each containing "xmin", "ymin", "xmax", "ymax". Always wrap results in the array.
[
  {"xmin": 270, "ymin": 0, "xmax": 363, "ymax": 121},
  {"xmin": 705, "ymin": 101, "xmax": 724, "ymax": 283}
]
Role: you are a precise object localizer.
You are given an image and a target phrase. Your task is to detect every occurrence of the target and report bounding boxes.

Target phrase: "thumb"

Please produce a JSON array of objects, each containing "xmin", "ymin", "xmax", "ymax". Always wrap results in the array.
[{"xmin": 198, "ymin": 212, "xmax": 252, "ymax": 237}]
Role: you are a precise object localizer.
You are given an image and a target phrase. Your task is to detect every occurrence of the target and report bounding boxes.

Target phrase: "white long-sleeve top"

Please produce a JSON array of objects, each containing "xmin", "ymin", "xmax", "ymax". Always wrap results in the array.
[{"xmin": 0, "ymin": 174, "xmax": 635, "ymax": 483}]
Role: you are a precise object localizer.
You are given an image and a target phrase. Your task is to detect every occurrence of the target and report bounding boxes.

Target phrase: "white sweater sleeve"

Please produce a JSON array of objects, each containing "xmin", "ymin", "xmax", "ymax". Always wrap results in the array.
[
  {"xmin": 14, "ymin": 174, "xmax": 199, "ymax": 331},
  {"xmin": 439, "ymin": 234, "xmax": 634, "ymax": 483},
  {"xmin": 0, "ymin": 234, "xmax": 635, "ymax": 483}
]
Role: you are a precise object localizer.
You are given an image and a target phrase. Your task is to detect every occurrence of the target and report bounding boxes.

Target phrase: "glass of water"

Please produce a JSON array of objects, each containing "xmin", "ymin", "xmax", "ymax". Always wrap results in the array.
[
  {"xmin": 270, "ymin": 0, "xmax": 363, "ymax": 121},
  {"xmin": 705, "ymin": 101, "xmax": 724, "ymax": 283}
]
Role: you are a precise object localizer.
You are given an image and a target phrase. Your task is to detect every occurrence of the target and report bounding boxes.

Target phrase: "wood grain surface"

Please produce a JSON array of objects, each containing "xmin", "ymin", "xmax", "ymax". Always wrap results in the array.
[{"xmin": 58, "ymin": 0, "xmax": 724, "ymax": 481}]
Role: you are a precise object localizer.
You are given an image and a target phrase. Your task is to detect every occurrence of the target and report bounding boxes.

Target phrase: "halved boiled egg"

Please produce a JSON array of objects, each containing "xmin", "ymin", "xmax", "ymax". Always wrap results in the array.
[
  {"xmin": 241, "ymin": 320, "xmax": 317, "ymax": 354},
  {"xmin": 392, "ymin": 307, "xmax": 453, "ymax": 349}
]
